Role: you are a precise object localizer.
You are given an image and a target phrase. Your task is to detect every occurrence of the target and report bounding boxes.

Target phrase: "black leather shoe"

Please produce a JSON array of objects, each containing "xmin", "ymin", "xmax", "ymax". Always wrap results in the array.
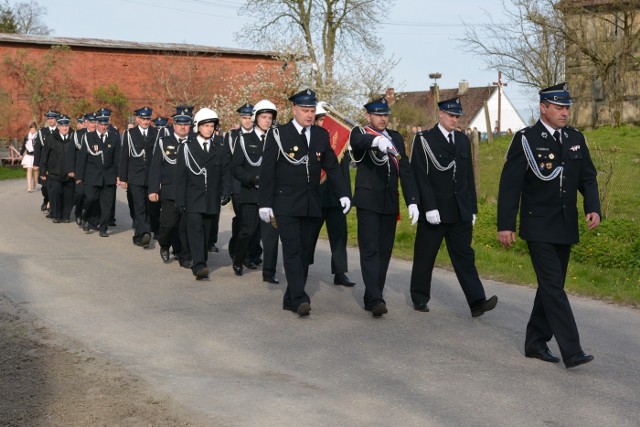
[
  {"xmin": 46, "ymin": 213, "xmax": 53, "ymax": 219},
  {"xmin": 82, "ymin": 221, "xmax": 91, "ymax": 233},
  {"xmin": 297, "ymin": 302, "xmax": 311, "ymax": 317},
  {"xmin": 525, "ymin": 348, "xmax": 560, "ymax": 363},
  {"xmin": 160, "ymin": 247, "xmax": 171, "ymax": 263},
  {"xmin": 253, "ymin": 258, "xmax": 262, "ymax": 266},
  {"xmin": 41, "ymin": 201, "xmax": 47, "ymax": 211},
  {"xmin": 63, "ymin": 218, "xmax": 72, "ymax": 223},
  {"xmin": 564, "ymin": 352, "xmax": 594, "ymax": 369},
  {"xmin": 371, "ymin": 302, "xmax": 388, "ymax": 318},
  {"xmin": 109, "ymin": 220, "xmax": 116, "ymax": 227},
  {"xmin": 208, "ymin": 244, "xmax": 219, "ymax": 253},
  {"xmin": 283, "ymin": 302, "xmax": 293, "ymax": 311},
  {"xmin": 76, "ymin": 216, "xmax": 83, "ymax": 226},
  {"xmin": 243, "ymin": 260, "xmax": 257, "ymax": 270},
  {"xmin": 99, "ymin": 230, "xmax": 109, "ymax": 237},
  {"xmin": 263, "ymin": 276, "xmax": 279, "ymax": 284},
  {"xmin": 232, "ymin": 263, "xmax": 243, "ymax": 276},
  {"xmin": 140, "ymin": 233, "xmax": 151, "ymax": 249},
  {"xmin": 471, "ymin": 295, "xmax": 498, "ymax": 317},
  {"xmin": 334, "ymin": 273, "xmax": 355, "ymax": 287},
  {"xmin": 413, "ymin": 302, "xmax": 430, "ymax": 312},
  {"xmin": 179, "ymin": 259, "xmax": 192, "ymax": 269},
  {"xmin": 195, "ymin": 267, "xmax": 209, "ymax": 280},
  {"xmin": 52, "ymin": 218, "xmax": 62, "ymax": 223}
]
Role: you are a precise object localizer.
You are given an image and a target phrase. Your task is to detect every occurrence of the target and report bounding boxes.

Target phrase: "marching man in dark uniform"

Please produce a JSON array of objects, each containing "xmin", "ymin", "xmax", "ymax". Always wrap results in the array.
[
  {"xmin": 148, "ymin": 106, "xmax": 193, "ymax": 267},
  {"xmin": 75, "ymin": 109, "xmax": 121, "ymax": 237},
  {"xmin": 230, "ymin": 100, "xmax": 279, "ymax": 279},
  {"xmin": 34, "ymin": 110, "xmax": 60, "ymax": 214},
  {"xmin": 41, "ymin": 114, "xmax": 76, "ymax": 223},
  {"xmin": 175, "ymin": 107, "xmax": 231, "ymax": 280},
  {"xmin": 310, "ymin": 101, "xmax": 355, "ymax": 287},
  {"xmin": 119, "ymin": 106, "xmax": 158, "ymax": 249},
  {"xmin": 259, "ymin": 89, "xmax": 351, "ymax": 317},
  {"xmin": 73, "ymin": 113, "xmax": 96, "ymax": 226},
  {"xmin": 409, "ymin": 98, "xmax": 498, "ymax": 316},
  {"xmin": 497, "ymin": 83, "xmax": 601, "ymax": 369},
  {"xmin": 349, "ymin": 97, "xmax": 420, "ymax": 317}
]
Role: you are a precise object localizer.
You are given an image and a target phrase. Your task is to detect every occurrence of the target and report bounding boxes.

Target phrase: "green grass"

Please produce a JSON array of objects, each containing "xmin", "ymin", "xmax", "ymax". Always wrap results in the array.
[{"xmin": 0, "ymin": 165, "xmax": 26, "ymax": 180}]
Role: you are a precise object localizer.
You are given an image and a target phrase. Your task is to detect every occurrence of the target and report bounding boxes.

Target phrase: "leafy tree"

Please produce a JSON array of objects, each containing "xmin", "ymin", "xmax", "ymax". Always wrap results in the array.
[
  {"xmin": 93, "ymin": 84, "xmax": 130, "ymax": 131},
  {"xmin": 0, "ymin": 1, "xmax": 18, "ymax": 33}
]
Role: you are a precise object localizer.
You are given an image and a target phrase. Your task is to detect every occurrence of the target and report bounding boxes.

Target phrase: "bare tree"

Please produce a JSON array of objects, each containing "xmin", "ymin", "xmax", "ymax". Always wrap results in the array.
[
  {"xmin": 460, "ymin": 0, "xmax": 566, "ymax": 89},
  {"xmin": 12, "ymin": 0, "xmax": 51, "ymax": 35},
  {"xmin": 236, "ymin": 0, "xmax": 397, "ymax": 105}
]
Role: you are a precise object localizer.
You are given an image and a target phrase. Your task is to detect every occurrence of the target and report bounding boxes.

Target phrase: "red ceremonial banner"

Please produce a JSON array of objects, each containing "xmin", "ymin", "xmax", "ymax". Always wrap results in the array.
[{"xmin": 320, "ymin": 113, "xmax": 352, "ymax": 183}]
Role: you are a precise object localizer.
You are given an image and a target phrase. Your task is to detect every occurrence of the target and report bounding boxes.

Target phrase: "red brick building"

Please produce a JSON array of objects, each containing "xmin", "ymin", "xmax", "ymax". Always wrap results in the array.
[{"xmin": 0, "ymin": 34, "xmax": 292, "ymax": 139}]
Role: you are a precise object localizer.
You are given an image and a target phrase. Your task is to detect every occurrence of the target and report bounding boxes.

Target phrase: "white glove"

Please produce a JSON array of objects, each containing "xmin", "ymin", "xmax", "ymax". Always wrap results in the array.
[
  {"xmin": 374, "ymin": 136, "xmax": 395, "ymax": 154},
  {"xmin": 426, "ymin": 209, "xmax": 441, "ymax": 225},
  {"xmin": 472, "ymin": 214, "xmax": 477, "ymax": 226},
  {"xmin": 339, "ymin": 197, "xmax": 351, "ymax": 214},
  {"xmin": 259, "ymin": 207, "xmax": 274, "ymax": 223},
  {"xmin": 408, "ymin": 204, "xmax": 419, "ymax": 225}
]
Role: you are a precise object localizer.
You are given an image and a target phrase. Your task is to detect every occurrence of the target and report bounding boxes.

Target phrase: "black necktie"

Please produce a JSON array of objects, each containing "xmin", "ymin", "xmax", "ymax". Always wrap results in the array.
[
  {"xmin": 203, "ymin": 142, "xmax": 208, "ymax": 153},
  {"xmin": 178, "ymin": 138, "xmax": 185, "ymax": 144},
  {"xmin": 301, "ymin": 127, "xmax": 307, "ymax": 145},
  {"xmin": 553, "ymin": 130, "xmax": 561, "ymax": 145},
  {"xmin": 142, "ymin": 130, "xmax": 147, "ymax": 138},
  {"xmin": 448, "ymin": 133, "xmax": 454, "ymax": 144},
  {"xmin": 261, "ymin": 134, "xmax": 265, "ymax": 143},
  {"xmin": 100, "ymin": 133, "xmax": 105, "ymax": 143}
]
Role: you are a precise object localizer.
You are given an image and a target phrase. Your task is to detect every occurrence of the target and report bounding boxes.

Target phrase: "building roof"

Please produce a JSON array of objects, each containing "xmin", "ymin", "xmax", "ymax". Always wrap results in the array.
[
  {"xmin": 399, "ymin": 86, "xmax": 497, "ymax": 130},
  {"xmin": 557, "ymin": 0, "xmax": 639, "ymax": 11},
  {"xmin": 0, "ymin": 33, "xmax": 276, "ymax": 57}
]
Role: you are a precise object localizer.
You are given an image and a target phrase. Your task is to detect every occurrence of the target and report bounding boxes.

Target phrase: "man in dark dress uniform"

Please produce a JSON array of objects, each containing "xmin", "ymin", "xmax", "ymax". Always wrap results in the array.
[
  {"xmin": 310, "ymin": 102, "xmax": 355, "ymax": 287},
  {"xmin": 73, "ymin": 113, "xmax": 96, "ymax": 226},
  {"xmin": 349, "ymin": 97, "xmax": 420, "ymax": 317},
  {"xmin": 149, "ymin": 116, "xmax": 171, "ymax": 238},
  {"xmin": 175, "ymin": 108, "xmax": 231, "ymax": 280},
  {"xmin": 148, "ymin": 106, "xmax": 193, "ymax": 267},
  {"xmin": 224, "ymin": 103, "xmax": 261, "ymax": 266},
  {"xmin": 41, "ymin": 114, "xmax": 76, "ymax": 223},
  {"xmin": 119, "ymin": 106, "xmax": 158, "ymax": 249},
  {"xmin": 230, "ymin": 100, "xmax": 277, "ymax": 277},
  {"xmin": 76, "ymin": 109, "xmax": 121, "ymax": 237},
  {"xmin": 34, "ymin": 110, "xmax": 60, "ymax": 214},
  {"xmin": 259, "ymin": 89, "xmax": 351, "ymax": 317},
  {"xmin": 497, "ymin": 83, "xmax": 601, "ymax": 369},
  {"xmin": 409, "ymin": 98, "xmax": 498, "ymax": 317}
]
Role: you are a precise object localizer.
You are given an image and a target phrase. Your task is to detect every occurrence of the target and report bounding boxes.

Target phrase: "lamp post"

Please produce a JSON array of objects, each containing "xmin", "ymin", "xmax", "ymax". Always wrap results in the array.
[{"xmin": 429, "ymin": 72, "xmax": 442, "ymax": 125}]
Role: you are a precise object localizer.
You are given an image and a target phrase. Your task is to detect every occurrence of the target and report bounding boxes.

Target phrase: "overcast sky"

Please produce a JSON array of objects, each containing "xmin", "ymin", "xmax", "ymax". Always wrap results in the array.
[{"xmin": 42, "ymin": 0, "xmax": 540, "ymax": 120}]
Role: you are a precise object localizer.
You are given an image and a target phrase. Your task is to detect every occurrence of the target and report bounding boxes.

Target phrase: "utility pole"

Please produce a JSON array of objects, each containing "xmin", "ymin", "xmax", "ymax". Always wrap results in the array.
[
  {"xmin": 492, "ymin": 70, "xmax": 508, "ymax": 134},
  {"xmin": 429, "ymin": 72, "xmax": 442, "ymax": 126}
]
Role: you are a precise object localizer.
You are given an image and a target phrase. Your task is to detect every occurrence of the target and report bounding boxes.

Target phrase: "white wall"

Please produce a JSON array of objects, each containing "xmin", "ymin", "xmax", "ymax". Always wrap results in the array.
[{"xmin": 468, "ymin": 90, "xmax": 527, "ymax": 134}]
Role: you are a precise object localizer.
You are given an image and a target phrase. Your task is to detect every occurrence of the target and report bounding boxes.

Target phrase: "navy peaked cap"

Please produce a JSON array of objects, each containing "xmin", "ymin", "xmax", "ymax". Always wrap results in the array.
[
  {"xmin": 438, "ymin": 97, "xmax": 463, "ymax": 116},
  {"xmin": 288, "ymin": 88, "xmax": 317, "ymax": 107},
  {"xmin": 539, "ymin": 82, "xmax": 572, "ymax": 106}
]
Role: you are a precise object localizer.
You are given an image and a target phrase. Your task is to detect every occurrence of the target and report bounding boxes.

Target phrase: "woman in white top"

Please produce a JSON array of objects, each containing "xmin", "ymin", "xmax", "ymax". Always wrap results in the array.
[{"xmin": 20, "ymin": 122, "xmax": 38, "ymax": 192}]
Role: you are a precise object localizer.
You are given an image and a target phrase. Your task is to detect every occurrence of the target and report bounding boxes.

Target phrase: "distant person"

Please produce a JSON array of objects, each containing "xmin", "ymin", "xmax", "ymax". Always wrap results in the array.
[
  {"xmin": 20, "ymin": 122, "xmax": 39, "ymax": 192},
  {"xmin": 497, "ymin": 82, "xmax": 601, "ymax": 369}
]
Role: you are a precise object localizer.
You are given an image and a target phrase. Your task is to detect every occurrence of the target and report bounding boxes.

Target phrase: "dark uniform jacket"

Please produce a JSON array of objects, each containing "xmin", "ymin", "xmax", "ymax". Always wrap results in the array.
[
  {"xmin": 231, "ymin": 130, "xmax": 263, "ymax": 205},
  {"xmin": 42, "ymin": 129, "xmax": 76, "ymax": 181},
  {"xmin": 76, "ymin": 130, "xmax": 121, "ymax": 186},
  {"xmin": 119, "ymin": 126, "xmax": 158, "ymax": 186},
  {"xmin": 410, "ymin": 125, "xmax": 477, "ymax": 223},
  {"xmin": 224, "ymin": 128, "xmax": 247, "ymax": 196},
  {"xmin": 148, "ymin": 134, "xmax": 183, "ymax": 201},
  {"xmin": 259, "ymin": 120, "xmax": 349, "ymax": 217},
  {"xmin": 174, "ymin": 135, "xmax": 231, "ymax": 214},
  {"xmin": 34, "ymin": 127, "xmax": 55, "ymax": 168},
  {"xmin": 497, "ymin": 120, "xmax": 601, "ymax": 244},
  {"xmin": 350, "ymin": 127, "xmax": 418, "ymax": 214}
]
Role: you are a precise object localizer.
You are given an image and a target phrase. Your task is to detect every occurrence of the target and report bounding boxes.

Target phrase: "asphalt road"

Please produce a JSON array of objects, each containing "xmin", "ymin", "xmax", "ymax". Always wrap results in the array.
[{"xmin": 1, "ymin": 178, "xmax": 639, "ymax": 427}]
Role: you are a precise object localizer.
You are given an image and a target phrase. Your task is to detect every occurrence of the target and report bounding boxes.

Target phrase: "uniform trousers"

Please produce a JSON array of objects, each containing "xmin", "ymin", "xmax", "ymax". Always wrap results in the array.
[
  {"xmin": 228, "ymin": 197, "xmax": 241, "ymax": 258},
  {"xmin": 148, "ymin": 200, "xmax": 161, "ymax": 235},
  {"xmin": 129, "ymin": 184, "xmax": 151, "ymax": 239},
  {"xmin": 410, "ymin": 220, "xmax": 486, "ymax": 308},
  {"xmin": 233, "ymin": 203, "xmax": 260, "ymax": 265},
  {"xmin": 261, "ymin": 219, "xmax": 279, "ymax": 278},
  {"xmin": 356, "ymin": 208, "xmax": 396, "ymax": 309},
  {"xmin": 48, "ymin": 178, "xmax": 75, "ymax": 220},
  {"xmin": 525, "ymin": 241, "xmax": 582, "ymax": 361},
  {"xmin": 186, "ymin": 212, "xmax": 213, "ymax": 274},
  {"xmin": 278, "ymin": 215, "xmax": 322, "ymax": 310},
  {"xmin": 74, "ymin": 182, "xmax": 85, "ymax": 219},
  {"xmin": 84, "ymin": 184, "xmax": 115, "ymax": 232},
  {"xmin": 158, "ymin": 199, "xmax": 189, "ymax": 260},
  {"xmin": 310, "ymin": 206, "xmax": 349, "ymax": 274}
]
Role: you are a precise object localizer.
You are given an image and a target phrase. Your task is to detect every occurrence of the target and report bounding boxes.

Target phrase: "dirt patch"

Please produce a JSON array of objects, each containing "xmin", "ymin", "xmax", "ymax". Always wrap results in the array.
[{"xmin": 0, "ymin": 294, "xmax": 207, "ymax": 426}]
